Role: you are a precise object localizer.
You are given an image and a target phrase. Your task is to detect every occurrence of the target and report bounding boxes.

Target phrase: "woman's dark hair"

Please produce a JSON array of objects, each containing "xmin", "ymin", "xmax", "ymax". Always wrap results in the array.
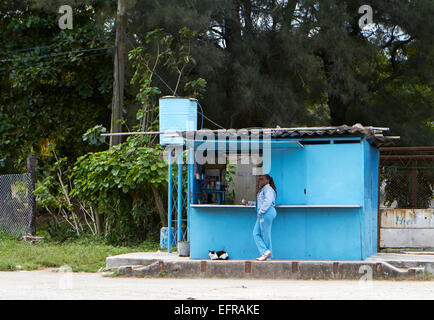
[{"xmin": 264, "ymin": 174, "xmax": 277, "ymax": 194}]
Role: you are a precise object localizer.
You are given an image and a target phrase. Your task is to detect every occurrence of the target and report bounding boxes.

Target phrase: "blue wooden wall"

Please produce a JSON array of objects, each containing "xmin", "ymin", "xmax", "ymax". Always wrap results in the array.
[
  {"xmin": 190, "ymin": 206, "xmax": 364, "ymax": 260},
  {"xmin": 363, "ymin": 140, "xmax": 379, "ymax": 258},
  {"xmin": 269, "ymin": 143, "xmax": 364, "ymax": 206}
]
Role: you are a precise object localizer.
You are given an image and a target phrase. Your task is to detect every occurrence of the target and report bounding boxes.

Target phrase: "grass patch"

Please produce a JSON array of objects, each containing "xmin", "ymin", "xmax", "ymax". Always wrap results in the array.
[{"xmin": 0, "ymin": 231, "xmax": 160, "ymax": 272}]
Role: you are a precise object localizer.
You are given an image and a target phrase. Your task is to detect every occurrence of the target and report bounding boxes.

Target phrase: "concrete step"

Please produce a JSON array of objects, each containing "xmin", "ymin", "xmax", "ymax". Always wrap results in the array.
[{"xmin": 106, "ymin": 252, "xmax": 432, "ymax": 280}]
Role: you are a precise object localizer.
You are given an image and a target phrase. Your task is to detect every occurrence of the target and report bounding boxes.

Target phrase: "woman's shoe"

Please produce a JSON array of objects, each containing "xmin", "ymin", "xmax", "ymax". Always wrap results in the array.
[{"xmin": 256, "ymin": 250, "xmax": 272, "ymax": 261}]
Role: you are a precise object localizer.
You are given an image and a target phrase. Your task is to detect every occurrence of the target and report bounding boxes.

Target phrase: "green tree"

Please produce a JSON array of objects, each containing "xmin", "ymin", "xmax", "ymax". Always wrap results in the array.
[
  {"xmin": 124, "ymin": 0, "xmax": 433, "ymax": 144},
  {"xmin": 0, "ymin": 0, "xmax": 114, "ymax": 173}
]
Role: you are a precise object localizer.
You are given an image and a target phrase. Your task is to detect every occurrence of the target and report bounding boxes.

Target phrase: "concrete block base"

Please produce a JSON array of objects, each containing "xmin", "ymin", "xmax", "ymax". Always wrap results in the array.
[{"xmin": 106, "ymin": 252, "xmax": 434, "ymax": 280}]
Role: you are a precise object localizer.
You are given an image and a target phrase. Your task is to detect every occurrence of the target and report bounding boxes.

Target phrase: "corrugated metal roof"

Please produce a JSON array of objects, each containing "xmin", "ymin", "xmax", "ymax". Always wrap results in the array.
[
  {"xmin": 210, "ymin": 124, "xmax": 397, "ymax": 147},
  {"xmin": 270, "ymin": 124, "xmax": 387, "ymax": 138},
  {"xmin": 269, "ymin": 124, "xmax": 398, "ymax": 147}
]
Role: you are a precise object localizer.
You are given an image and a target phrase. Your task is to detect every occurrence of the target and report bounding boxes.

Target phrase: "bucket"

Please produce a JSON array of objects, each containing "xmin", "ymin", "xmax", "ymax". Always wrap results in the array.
[
  {"xmin": 160, "ymin": 227, "xmax": 177, "ymax": 249},
  {"xmin": 177, "ymin": 241, "xmax": 190, "ymax": 257}
]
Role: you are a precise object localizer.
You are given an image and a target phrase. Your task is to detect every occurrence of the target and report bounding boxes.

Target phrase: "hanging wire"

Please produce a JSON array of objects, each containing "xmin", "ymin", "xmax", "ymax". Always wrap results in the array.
[
  {"xmin": 153, "ymin": 71, "xmax": 176, "ymax": 95},
  {"xmin": 197, "ymin": 101, "xmax": 204, "ymax": 129},
  {"xmin": 197, "ymin": 102, "xmax": 225, "ymax": 129},
  {"xmin": 0, "ymin": 51, "xmax": 111, "ymax": 72},
  {"xmin": 0, "ymin": 52, "xmax": 108, "ymax": 72},
  {"xmin": 0, "ymin": 44, "xmax": 59, "ymax": 55},
  {"xmin": 0, "ymin": 47, "xmax": 113, "ymax": 63}
]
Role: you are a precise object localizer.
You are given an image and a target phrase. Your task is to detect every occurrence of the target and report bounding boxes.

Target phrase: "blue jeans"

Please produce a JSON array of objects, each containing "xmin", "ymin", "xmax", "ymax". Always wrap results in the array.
[{"xmin": 253, "ymin": 207, "xmax": 277, "ymax": 256}]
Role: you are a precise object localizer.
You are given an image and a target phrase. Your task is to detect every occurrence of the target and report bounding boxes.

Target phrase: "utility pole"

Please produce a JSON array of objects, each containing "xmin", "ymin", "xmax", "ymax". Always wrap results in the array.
[
  {"xmin": 101, "ymin": 0, "xmax": 127, "ymax": 234},
  {"xmin": 110, "ymin": 0, "xmax": 127, "ymax": 146}
]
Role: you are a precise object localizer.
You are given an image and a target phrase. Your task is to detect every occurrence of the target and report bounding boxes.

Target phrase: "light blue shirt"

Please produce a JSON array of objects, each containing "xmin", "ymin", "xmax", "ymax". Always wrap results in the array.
[{"xmin": 256, "ymin": 184, "xmax": 276, "ymax": 216}]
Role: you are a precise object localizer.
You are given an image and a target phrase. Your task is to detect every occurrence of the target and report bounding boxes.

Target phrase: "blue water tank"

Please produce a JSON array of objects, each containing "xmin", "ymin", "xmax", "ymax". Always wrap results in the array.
[{"xmin": 159, "ymin": 96, "xmax": 198, "ymax": 146}]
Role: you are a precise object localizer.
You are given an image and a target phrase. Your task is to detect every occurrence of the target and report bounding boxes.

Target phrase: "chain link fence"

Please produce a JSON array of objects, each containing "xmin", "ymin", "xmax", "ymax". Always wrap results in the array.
[
  {"xmin": 379, "ymin": 148, "xmax": 434, "ymax": 209},
  {"xmin": 379, "ymin": 147, "xmax": 434, "ymax": 249},
  {"xmin": 0, "ymin": 173, "xmax": 34, "ymax": 236}
]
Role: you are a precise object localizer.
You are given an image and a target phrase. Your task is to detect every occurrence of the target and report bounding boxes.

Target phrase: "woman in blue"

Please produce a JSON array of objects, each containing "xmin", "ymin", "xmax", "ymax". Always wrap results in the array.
[{"xmin": 253, "ymin": 174, "xmax": 277, "ymax": 261}]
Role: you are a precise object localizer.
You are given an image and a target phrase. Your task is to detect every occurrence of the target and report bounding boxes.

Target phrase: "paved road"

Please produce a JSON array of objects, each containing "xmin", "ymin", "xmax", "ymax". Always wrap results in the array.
[{"xmin": 0, "ymin": 270, "xmax": 434, "ymax": 300}]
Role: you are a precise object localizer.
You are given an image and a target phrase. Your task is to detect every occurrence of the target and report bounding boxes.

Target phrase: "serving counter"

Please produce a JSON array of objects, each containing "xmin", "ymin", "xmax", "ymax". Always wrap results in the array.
[{"xmin": 189, "ymin": 204, "xmax": 366, "ymax": 260}]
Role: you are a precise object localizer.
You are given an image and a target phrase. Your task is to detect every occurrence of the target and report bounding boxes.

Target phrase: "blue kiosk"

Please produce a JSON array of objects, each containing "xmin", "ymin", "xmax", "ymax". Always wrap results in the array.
[{"xmin": 160, "ymin": 96, "xmax": 397, "ymax": 261}]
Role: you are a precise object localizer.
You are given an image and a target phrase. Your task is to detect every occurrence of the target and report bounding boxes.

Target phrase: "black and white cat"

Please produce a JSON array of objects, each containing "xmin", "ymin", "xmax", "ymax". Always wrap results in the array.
[{"xmin": 208, "ymin": 250, "xmax": 229, "ymax": 260}]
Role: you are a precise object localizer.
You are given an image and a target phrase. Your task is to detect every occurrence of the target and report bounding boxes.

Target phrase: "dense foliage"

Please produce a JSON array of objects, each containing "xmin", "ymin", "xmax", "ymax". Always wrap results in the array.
[
  {"xmin": 71, "ymin": 135, "xmax": 167, "ymax": 244},
  {"xmin": 0, "ymin": 1, "xmax": 113, "ymax": 173},
  {"xmin": 1, "ymin": 1, "xmax": 433, "ymax": 242}
]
